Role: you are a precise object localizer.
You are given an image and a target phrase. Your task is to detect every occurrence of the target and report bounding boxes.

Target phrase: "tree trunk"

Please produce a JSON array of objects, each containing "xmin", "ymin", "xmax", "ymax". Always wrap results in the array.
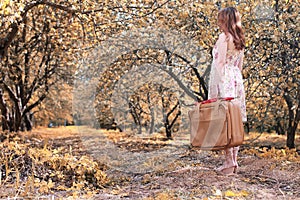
[
  {"xmin": 128, "ymin": 101, "xmax": 142, "ymax": 134},
  {"xmin": 162, "ymin": 97, "xmax": 181, "ymax": 139},
  {"xmin": 286, "ymin": 126, "xmax": 296, "ymax": 148},
  {"xmin": 275, "ymin": 117, "xmax": 285, "ymax": 135},
  {"xmin": 149, "ymin": 106, "xmax": 155, "ymax": 134},
  {"xmin": 0, "ymin": 94, "xmax": 33, "ymax": 132},
  {"xmin": 165, "ymin": 125, "xmax": 172, "ymax": 139},
  {"xmin": 286, "ymin": 104, "xmax": 300, "ymax": 148},
  {"xmin": 0, "ymin": 90, "xmax": 9, "ymax": 131},
  {"xmin": 284, "ymin": 88, "xmax": 300, "ymax": 149},
  {"xmin": 24, "ymin": 112, "xmax": 33, "ymax": 131},
  {"xmin": 147, "ymin": 92, "xmax": 155, "ymax": 134},
  {"xmin": 0, "ymin": 109, "xmax": 9, "ymax": 131}
]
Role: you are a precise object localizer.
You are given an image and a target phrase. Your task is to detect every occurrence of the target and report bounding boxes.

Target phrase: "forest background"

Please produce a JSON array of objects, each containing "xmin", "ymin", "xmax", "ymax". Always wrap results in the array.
[{"xmin": 0, "ymin": 0, "xmax": 299, "ymax": 199}]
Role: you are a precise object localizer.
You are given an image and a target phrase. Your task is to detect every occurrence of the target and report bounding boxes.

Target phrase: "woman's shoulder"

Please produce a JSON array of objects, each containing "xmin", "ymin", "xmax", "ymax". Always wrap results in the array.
[
  {"xmin": 217, "ymin": 32, "xmax": 234, "ymax": 43},
  {"xmin": 216, "ymin": 33, "xmax": 227, "ymax": 46},
  {"xmin": 218, "ymin": 32, "xmax": 227, "ymax": 41}
]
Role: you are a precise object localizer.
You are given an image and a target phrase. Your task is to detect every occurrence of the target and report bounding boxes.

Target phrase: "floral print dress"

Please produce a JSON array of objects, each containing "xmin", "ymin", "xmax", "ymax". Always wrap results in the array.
[{"xmin": 208, "ymin": 35, "xmax": 247, "ymax": 122}]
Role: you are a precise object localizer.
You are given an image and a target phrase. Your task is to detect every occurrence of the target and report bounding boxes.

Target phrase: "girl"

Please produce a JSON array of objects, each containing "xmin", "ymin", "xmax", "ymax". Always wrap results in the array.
[{"xmin": 208, "ymin": 7, "xmax": 247, "ymax": 175}]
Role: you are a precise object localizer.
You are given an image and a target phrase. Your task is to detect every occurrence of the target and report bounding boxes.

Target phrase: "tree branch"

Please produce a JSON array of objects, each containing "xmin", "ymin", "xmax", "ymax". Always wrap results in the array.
[{"xmin": 0, "ymin": 23, "xmax": 18, "ymax": 60}]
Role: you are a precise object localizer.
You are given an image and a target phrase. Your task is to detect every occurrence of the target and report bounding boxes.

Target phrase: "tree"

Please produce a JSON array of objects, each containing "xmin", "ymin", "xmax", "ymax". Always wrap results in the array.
[
  {"xmin": 87, "ymin": 0, "xmax": 299, "ymax": 146},
  {"xmin": 1, "ymin": 0, "xmax": 298, "ymax": 147},
  {"xmin": 0, "ymin": 1, "xmax": 83, "ymax": 131},
  {"xmin": 242, "ymin": 0, "xmax": 299, "ymax": 148},
  {"xmin": 33, "ymin": 83, "xmax": 74, "ymax": 127},
  {"xmin": 0, "ymin": 0, "xmax": 184, "ymax": 132}
]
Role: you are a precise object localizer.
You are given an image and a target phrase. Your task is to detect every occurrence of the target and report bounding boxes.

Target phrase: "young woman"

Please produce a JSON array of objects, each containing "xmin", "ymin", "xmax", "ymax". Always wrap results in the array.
[{"xmin": 208, "ymin": 7, "xmax": 247, "ymax": 175}]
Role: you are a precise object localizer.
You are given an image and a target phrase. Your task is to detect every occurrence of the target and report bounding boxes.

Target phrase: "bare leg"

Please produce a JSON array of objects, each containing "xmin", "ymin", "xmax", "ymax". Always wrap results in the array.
[
  {"xmin": 217, "ymin": 147, "xmax": 235, "ymax": 175},
  {"xmin": 233, "ymin": 146, "xmax": 239, "ymax": 173}
]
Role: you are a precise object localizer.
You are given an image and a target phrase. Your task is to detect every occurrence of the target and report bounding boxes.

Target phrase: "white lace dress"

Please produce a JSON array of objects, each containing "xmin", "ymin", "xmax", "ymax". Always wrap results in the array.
[{"xmin": 208, "ymin": 35, "xmax": 247, "ymax": 122}]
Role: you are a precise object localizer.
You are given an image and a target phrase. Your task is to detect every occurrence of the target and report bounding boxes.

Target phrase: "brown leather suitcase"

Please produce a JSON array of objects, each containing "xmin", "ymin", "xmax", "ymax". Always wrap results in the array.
[{"xmin": 189, "ymin": 98, "xmax": 244, "ymax": 150}]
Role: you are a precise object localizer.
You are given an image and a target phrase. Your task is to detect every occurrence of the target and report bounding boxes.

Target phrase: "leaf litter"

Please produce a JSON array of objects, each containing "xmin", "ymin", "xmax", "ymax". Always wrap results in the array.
[{"xmin": 0, "ymin": 127, "xmax": 299, "ymax": 199}]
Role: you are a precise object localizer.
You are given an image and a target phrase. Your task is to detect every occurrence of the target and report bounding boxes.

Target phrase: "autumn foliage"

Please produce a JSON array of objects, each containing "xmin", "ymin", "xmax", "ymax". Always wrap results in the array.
[
  {"xmin": 0, "ymin": 129, "xmax": 107, "ymax": 198},
  {"xmin": 0, "ymin": 0, "xmax": 299, "ymax": 199},
  {"xmin": 0, "ymin": 0, "xmax": 299, "ymax": 144}
]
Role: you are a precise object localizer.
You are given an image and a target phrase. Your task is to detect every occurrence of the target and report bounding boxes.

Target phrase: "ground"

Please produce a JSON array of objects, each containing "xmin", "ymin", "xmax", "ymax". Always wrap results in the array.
[{"xmin": 1, "ymin": 126, "xmax": 300, "ymax": 199}]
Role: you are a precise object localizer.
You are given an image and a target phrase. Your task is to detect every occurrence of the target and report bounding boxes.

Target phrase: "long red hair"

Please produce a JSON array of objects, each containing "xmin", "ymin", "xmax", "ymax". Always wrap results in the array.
[{"xmin": 218, "ymin": 7, "xmax": 245, "ymax": 50}]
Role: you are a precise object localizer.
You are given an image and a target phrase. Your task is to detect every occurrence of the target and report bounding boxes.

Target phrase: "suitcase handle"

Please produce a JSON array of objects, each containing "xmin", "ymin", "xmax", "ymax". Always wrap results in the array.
[{"xmin": 200, "ymin": 97, "xmax": 234, "ymax": 105}]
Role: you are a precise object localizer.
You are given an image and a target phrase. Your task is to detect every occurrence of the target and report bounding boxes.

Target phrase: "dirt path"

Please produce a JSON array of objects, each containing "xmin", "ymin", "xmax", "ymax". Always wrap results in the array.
[{"xmin": 25, "ymin": 127, "xmax": 300, "ymax": 199}]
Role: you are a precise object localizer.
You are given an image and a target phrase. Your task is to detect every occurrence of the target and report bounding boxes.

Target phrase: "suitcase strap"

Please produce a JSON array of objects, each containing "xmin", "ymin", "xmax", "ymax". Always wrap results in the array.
[{"xmin": 201, "ymin": 97, "xmax": 234, "ymax": 104}]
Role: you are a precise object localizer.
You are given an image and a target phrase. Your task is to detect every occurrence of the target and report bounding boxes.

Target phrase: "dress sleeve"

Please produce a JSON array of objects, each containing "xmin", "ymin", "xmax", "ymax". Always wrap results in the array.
[
  {"xmin": 208, "ymin": 34, "xmax": 227, "ymax": 99},
  {"xmin": 216, "ymin": 33, "xmax": 228, "ymax": 73},
  {"xmin": 238, "ymin": 51, "xmax": 244, "ymax": 71}
]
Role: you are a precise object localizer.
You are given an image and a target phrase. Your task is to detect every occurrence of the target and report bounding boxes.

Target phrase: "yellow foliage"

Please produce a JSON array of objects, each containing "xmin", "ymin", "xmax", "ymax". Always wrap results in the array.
[
  {"xmin": 243, "ymin": 146, "xmax": 299, "ymax": 162},
  {"xmin": 0, "ymin": 133, "xmax": 108, "ymax": 197},
  {"xmin": 212, "ymin": 188, "xmax": 251, "ymax": 198},
  {"xmin": 37, "ymin": 179, "xmax": 55, "ymax": 194},
  {"xmin": 225, "ymin": 189, "xmax": 250, "ymax": 197},
  {"xmin": 155, "ymin": 191, "xmax": 177, "ymax": 200}
]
